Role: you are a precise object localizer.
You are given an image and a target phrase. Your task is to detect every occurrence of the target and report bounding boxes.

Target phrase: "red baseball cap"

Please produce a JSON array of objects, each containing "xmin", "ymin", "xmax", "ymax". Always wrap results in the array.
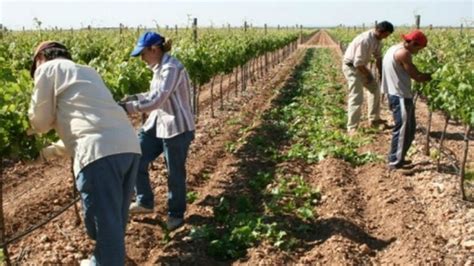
[{"xmin": 402, "ymin": 30, "xmax": 428, "ymax": 47}]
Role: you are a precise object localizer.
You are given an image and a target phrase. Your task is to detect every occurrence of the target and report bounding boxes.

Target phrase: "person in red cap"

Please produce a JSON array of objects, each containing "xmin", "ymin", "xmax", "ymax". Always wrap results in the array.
[
  {"xmin": 381, "ymin": 30, "xmax": 432, "ymax": 171},
  {"xmin": 119, "ymin": 32, "xmax": 195, "ymax": 231},
  {"xmin": 28, "ymin": 41, "xmax": 141, "ymax": 265}
]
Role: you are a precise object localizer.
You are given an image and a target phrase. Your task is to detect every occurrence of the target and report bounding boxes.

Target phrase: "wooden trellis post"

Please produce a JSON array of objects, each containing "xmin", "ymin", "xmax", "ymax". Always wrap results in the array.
[
  {"xmin": 192, "ymin": 18, "xmax": 199, "ymax": 116},
  {"xmin": 227, "ymin": 72, "xmax": 232, "ymax": 101},
  {"xmin": 264, "ymin": 24, "xmax": 269, "ymax": 73},
  {"xmin": 70, "ymin": 160, "xmax": 81, "ymax": 225},
  {"xmin": 234, "ymin": 67, "xmax": 239, "ymax": 97},
  {"xmin": 0, "ymin": 166, "xmax": 12, "ymax": 265},
  {"xmin": 424, "ymin": 111, "xmax": 432, "ymax": 156},
  {"xmin": 436, "ymin": 116, "xmax": 450, "ymax": 171},
  {"xmin": 219, "ymin": 74, "xmax": 224, "ymax": 110},
  {"xmin": 460, "ymin": 125, "xmax": 472, "ymax": 200},
  {"xmin": 210, "ymin": 77, "xmax": 215, "ymax": 118}
]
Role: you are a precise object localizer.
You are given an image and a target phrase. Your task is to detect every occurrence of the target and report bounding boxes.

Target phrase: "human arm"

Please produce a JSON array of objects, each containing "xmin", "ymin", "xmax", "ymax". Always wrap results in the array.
[
  {"xmin": 394, "ymin": 49, "xmax": 432, "ymax": 83},
  {"xmin": 376, "ymin": 56, "xmax": 382, "ymax": 81},
  {"xmin": 123, "ymin": 65, "xmax": 180, "ymax": 114},
  {"xmin": 28, "ymin": 65, "xmax": 56, "ymax": 133},
  {"xmin": 118, "ymin": 94, "xmax": 138, "ymax": 113},
  {"xmin": 354, "ymin": 41, "xmax": 375, "ymax": 83},
  {"xmin": 356, "ymin": 65, "xmax": 374, "ymax": 84},
  {"xmin": 40, "ymin": 140, "xmax": 68, "ymax": 161},
  {"xmin": 374, "ymin": 42, "xmax": 383, "ymax": 80}
]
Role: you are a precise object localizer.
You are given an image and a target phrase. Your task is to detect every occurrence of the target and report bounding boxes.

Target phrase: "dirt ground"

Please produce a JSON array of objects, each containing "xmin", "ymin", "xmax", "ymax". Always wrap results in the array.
[{"xmin": 1, "ymin": 30, "xmax": 473, "ymax": 265}]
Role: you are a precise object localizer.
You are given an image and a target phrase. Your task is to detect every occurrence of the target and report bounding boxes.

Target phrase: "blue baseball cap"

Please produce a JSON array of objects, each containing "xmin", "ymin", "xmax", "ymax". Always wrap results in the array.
[{"xmin": 130, "ymin": 32, "xmax": 164, "ymax": 57}]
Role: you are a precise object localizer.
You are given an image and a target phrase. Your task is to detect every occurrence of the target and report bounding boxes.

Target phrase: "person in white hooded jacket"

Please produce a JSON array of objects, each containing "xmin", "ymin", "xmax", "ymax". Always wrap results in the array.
[{"xmin": 28, "ymin": 41, "xmax": 141, "ymax": 266}]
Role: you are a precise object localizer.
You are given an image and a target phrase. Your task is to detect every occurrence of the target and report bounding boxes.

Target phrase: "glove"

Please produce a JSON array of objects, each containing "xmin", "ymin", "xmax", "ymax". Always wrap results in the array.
[
  {"xmin": 118, "ymin": 101, "xmax": 129, "ymax": 114},
  {"xmin": 40, "ymin": 140, "xmax": 68, "ymax": 161},
  {"xmin": 118, "ymin": 101, "xmax": 137, "ymax": 115}
]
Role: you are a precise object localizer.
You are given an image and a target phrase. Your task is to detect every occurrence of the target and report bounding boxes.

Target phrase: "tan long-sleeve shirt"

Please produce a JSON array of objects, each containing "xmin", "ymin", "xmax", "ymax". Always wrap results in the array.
[
  {"xmin": 343, "ymin": 30, "xmax": 382, "ymax": 67},
  {"xmin": 28, "ymin": 59, "xmax": 141, "ymax": 176}
]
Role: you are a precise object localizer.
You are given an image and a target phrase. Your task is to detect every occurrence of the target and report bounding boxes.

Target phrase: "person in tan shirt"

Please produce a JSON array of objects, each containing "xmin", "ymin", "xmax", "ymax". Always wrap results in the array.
[
  {"xmin": 342, "ymin": 21, "xmax": 394, "ymax": 135},
  {"xmin": 29, "ymin": 41, "xmax": 141, "ymax": 266}
]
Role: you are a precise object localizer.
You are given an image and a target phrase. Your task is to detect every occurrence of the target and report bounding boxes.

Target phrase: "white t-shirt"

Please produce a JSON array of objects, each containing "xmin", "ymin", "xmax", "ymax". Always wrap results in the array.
[{"xmin": 381, "ymin": 43, "xmax": 413, "ymax": 98}]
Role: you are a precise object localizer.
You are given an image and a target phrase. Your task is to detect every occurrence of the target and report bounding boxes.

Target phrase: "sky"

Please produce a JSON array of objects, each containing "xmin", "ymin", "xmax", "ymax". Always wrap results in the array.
[{"xmin": 0, "ymin": 0, "xmax": 472, "ymax": 30}]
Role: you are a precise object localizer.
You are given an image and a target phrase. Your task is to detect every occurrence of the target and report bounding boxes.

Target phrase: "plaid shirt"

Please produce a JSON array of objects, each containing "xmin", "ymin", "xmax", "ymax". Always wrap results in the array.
[{"xmin": 127, "ymin": 54, "xmax": 195, "ymax": 138}]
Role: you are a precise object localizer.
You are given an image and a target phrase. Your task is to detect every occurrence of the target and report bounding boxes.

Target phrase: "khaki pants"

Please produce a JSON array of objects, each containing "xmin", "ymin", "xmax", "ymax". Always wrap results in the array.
[{"xmin": 342, "ymin": 64, "xmax": 381, "ymax": 130}]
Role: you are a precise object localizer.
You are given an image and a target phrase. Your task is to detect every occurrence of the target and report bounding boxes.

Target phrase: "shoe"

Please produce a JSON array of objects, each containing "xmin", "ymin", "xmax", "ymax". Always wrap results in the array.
[
  {"xmin": 388, "ymin": 164, "xmax": 415, "ymax": 175},
  {"xmin": 167, "ymin": 217, "xmax": 184, "ymax": 231},
  {"xmin": 371, "ymin": 119, "xmax": 387, "ymax": 124},
  {"xmin": 347, "ymin": 128, "xmax": 357, "ymax": 136},
  {"xmin": 80, "ymin": 259, "xmax": 91, "ymax": 266},
  {"xmin": 388, "ymin": 164, "xmax": 413, "ymax": 170},
  {"xmin": 397, "ymin": 160, "xmax": 414, "ymax": 169},
  {"xmin": 129, "ymin": 202, "xmax": 153, "ymax": 215},
  {"xmin": 388, "ymin": 159, "xmax": 413, "ymax": 168},
  {"xmin": 369, "ymin": 119, "xmax": 387, "ymax": 127}
]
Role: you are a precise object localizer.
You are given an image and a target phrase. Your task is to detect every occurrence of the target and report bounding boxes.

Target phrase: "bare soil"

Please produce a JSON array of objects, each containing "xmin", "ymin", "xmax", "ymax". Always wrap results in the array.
[{"xmin": 2, "ymin": 30, "xmax": 473, "ymax": 265}]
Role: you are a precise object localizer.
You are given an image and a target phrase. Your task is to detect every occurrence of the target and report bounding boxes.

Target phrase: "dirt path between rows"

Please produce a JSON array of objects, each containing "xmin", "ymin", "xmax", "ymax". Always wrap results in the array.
[
  {"xmin": 2, "ymin": 30, "xmax": 473, "ymax": 265},
  {"xmin": 316, "ymin": 30, "xmax": 474, "ymax": 264},
  {"xmin": 2, "ymin": 33, "xmax": 310, "ymax": 264}
]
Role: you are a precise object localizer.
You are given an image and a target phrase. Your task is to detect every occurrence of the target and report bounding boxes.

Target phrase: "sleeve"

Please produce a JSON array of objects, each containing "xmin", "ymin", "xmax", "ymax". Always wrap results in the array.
[
  {"xmin": 136, "ymin": 92, "xmax": 148, "ymax": 101},
  {"xmin": 353, "ymin": 40, "xmax": 370, "ymax": 67},
  {"xmin": 128, "ymin": 65, "xmax": 180, "ymax": 114},
  {"xmin": 28, "ymin": 65, "xmax": 57, "ymax": 134}
]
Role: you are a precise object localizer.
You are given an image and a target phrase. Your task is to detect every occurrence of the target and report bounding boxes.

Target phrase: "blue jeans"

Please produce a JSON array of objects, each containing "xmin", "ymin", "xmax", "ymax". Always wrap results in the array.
[
  {"xmin": 76, "ymin": 153, "xmax": 140, "ymax": 266},
  {"xmin": 135, "ymin": 129, "xmax": 194, "ymax": 218},
  {"xmin": 388, "ymin": 95, "xmax": 416, "ymax": 167}
]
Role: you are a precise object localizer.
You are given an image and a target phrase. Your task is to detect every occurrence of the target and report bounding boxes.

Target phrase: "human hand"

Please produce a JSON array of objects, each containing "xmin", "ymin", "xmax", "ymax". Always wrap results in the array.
[
  {"xmin": 420, "ymin": 73, "xmax": 432, "ymax": 82},
  {"xmin": 365, "ymin": 73, "xmax": 374, "ymax": 84},
  {"xmin": 26, "ymin": 128, "xmax": 36, "ymax": 136},
  {"xmin": 40, "ymin": 140, "xmax": 67, "ymax": 161},
  {"xmin": 425, "ymin": 73, "xmax": 433, "ymax": 82},
  {"xmin": 121, "ymin": 94, "xmax": 138, "ymax": 102},
  {"xmin": 118, "ymin": 101, "xmax": 129, "ymax": 114}
]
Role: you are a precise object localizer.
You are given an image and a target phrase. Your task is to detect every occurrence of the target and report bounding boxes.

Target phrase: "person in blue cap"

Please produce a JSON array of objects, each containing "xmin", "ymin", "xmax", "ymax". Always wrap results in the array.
[{"xmin": 119, "ymin": 32, "xmax": 195, "ymax": 231}]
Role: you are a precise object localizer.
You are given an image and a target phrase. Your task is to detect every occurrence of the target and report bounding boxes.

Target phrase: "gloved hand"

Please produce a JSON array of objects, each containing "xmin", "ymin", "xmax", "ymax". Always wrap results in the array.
[
  {"xmin": 40, "ymin": 140, "xmax": 68, "ymax": 161},
  {"xmin": 119, "ymin": 101, "xmax": 136, "ymax": 115},
  {"xmin": 118, "ymin": 101, "xmax": 128, "ymax": 112}
]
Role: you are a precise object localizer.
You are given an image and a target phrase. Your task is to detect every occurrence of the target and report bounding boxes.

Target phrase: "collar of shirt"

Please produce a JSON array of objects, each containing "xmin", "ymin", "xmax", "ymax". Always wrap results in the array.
[
  {"xmin": 150, "ymin": 53, "xmax": 171, "ymax": 73},
  {"xmin": 368, "ymin": 30, "xmax": 380, "ymax": 43}
]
